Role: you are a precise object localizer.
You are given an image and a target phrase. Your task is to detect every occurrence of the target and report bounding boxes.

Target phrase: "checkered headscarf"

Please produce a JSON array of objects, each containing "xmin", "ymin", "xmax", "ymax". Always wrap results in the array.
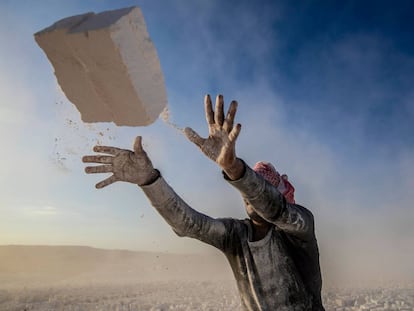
[{"xmin": 253, "ymin": 161, "xmax": 280, "ymax": 187}]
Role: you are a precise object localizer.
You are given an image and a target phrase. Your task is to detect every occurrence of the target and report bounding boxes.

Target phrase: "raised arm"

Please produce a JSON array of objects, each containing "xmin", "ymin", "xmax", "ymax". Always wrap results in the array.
[
  {"xmin": 225, "ymin": 164, "xmax": 314, "ymax": 241},
  {"xmin": 82, "ymin": 136, "xmax": 230, "ymax": 251},
  {"xmin": 140, "ymin": 175, "xmax": 231, "ymax": 250},
  {"xmin": 184, "ymin": 95, "xmax": 314, "ymax": 241}
]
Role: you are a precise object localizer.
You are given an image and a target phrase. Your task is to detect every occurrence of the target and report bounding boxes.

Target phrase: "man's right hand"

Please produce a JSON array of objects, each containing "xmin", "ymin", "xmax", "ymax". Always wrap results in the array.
[
  {"xmin": 184, "ymin": 94, "xmax": 243, "ymax": 179},
  {"xmin": 82, "ymin": 136, "xmax": 158, "ymax": 189}
]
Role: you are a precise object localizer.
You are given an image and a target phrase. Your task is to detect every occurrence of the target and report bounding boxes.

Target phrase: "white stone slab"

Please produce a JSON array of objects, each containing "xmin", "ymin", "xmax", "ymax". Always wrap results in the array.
[{"xmin": 35, "ymin": 7, "xmax": 167, "ymax": 126}]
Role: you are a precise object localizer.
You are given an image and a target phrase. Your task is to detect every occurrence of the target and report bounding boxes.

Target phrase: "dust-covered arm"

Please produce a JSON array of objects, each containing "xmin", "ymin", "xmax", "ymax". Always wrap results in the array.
[
  {"xmin": 140, "ymin": 175, "xmax": 230, "ymax": 250},
  {"xmin": 82, "ymin": 136, "xmax": 229, "ymax": 250},
  {"xmin": 183, "ymin": 94, "xmax": 313, "ymax": 239},
  {"xmin": 225, "ymin": 163, "xmax": 314, "ymax": 241}
]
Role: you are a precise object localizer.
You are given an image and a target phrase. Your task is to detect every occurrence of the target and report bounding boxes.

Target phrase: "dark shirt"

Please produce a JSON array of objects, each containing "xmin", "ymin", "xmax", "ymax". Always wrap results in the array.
[{"xmin": 141, "ymin": 162, "xmax": 324, "ymax": 311}]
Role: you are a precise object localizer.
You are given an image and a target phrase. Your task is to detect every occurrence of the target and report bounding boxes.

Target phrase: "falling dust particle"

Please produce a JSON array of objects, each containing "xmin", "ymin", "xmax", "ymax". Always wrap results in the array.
[
  {"xmin": 51, "ymin": 96, "xmax": 120, "ymax": 172},
  {"xmin": 159, "ymin": 106, "xmax": 184, "ymax": 134},
  {"xmin": 51, "ymin": 144, "xmax": 70, "ymax": 173}
]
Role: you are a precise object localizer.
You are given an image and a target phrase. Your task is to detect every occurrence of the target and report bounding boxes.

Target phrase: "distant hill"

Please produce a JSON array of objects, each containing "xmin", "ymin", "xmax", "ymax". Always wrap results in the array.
[{"xmin": 0, "ymin": 245, "xmax": 233, "ymax": 288}]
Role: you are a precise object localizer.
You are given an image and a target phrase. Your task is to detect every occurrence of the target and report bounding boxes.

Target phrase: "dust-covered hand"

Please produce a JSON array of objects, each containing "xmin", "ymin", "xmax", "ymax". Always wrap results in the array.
[
  {"xmin": 185, "ymin": 95, "xmax": 243, "ymax": 179},
  {"xmin": 82, "ymin": 136, "xmax": 159, "ymax": 189}
]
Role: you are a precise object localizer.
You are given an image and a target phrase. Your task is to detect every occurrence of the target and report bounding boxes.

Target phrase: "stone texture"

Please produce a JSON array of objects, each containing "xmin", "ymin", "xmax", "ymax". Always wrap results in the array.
[{"xmin": 35, "ymin": 7, "xmax": 167, "ymax": 126}]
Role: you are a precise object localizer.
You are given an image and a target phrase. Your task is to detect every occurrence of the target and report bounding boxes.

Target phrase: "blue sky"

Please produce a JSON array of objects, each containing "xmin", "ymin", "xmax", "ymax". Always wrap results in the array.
[{"xmin": 1, "ymin": 0, "xmax": 413, "ymax": 285}]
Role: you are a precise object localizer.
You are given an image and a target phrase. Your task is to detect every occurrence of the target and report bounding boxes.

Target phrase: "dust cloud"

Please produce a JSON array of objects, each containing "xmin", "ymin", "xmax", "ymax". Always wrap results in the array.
[
  {"xmin": 50, "ymin": 99, "xmax": 121, "ymax": 173},
  {"xmin": 50, "ymin": 96, "xmax": 185, "ymax": 174},
  {"xmin": 160, "ymin": 106, "xmax": 184, "ymax": 134},
  {"xmin": 0, "ymin": 245, "xmax": 239, "ymax": 310}
]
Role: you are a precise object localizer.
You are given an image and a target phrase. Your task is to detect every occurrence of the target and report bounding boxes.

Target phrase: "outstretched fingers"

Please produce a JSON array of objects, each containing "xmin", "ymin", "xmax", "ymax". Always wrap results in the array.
[
  {"xmin": 204, "ymin": 94, "xmax": 214, "ymax": 125},
  {"xmin": 96, "ymin": 175, "xmax": 118, "ymax": 189},
  {"xmin": 133, "ymin": 136, "xmax": 144, "ymax": 154},
  {"xmin": 184, "ymin": 127, "xmax": 205, "ymax": 148},
  {"xmin": 85, "ymin": 165, "xmax": 113, "ymax": 174},
  {"xmin": 82, "ymin": 155, "xmax": 113, "ymax": 164},
  {"xmin": 223, "ymin": 100, "xmax": 238, "ymax": 133},
  {"xmin": 215, "ymin": 95, "xmax": 225, "ymax": 126},
  {"xmin": 93, "ymin": 145, "xmax": 122, "ymax": 155},
  {"xmin": 228, "ymin": 123, "xmax": 241, "ymax": 143}
]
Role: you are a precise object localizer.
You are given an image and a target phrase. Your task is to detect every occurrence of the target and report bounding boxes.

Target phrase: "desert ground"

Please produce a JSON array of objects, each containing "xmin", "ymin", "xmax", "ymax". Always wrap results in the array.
[
  {"xmin": 0, "ymin": 245, "xmax": 240, "ymax": 310},
  {"xmin": 1, "ymin": 246, "xmax": 413, "ymax": 310}
]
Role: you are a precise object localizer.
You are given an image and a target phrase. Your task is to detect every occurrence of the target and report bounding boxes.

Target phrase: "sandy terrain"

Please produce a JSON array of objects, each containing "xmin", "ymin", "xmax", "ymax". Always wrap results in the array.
[
  {"xmin": 0, "ymin": 281, "xmax": 240, "ymax": 311},
  {"xmin": 0, "ymin": 245, "xmax": 239, "ymax": 310},
  {"xmin": 1, "ymin": 246, "xmax": 413, "ymax": 310}
]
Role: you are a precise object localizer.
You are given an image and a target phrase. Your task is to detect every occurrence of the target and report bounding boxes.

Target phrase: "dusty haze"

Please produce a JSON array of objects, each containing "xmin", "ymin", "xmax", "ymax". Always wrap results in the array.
[
  {"xmin": 1, "ymin": 244, "xmax": 412, "ymax": 290},
  {"xmin": 1, "ymin": 245, "xmax": 413, "ymax": 310},
  {"xmin": 0, "ymin": 245, "xmax": 233, "ymax": 289}
]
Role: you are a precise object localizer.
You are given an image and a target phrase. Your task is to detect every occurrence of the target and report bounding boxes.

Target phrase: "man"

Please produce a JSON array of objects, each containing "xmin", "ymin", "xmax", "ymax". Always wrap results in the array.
[{"xmin": 82, "ymin": 95, "xmax": 324, "ymax": 310}]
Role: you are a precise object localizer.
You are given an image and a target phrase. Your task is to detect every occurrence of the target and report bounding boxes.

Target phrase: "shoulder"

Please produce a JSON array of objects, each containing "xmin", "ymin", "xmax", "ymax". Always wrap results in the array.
[
  {"xmin": 214, "ymin": 218, "xmax": 249, "ymax": 252},
  {"xmin": 291, "ymin": 203, "xmax": 314, "ymax": 221},
  {"xmin": 216, "ymin": 217, "xmax": 249, "ymax": 233}
]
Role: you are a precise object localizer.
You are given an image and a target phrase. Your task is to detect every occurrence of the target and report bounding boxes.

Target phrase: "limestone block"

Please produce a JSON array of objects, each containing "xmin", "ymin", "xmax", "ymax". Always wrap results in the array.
[{"xmin": 35, "ymin": 7, "xmax": 167, "ymax": 126}]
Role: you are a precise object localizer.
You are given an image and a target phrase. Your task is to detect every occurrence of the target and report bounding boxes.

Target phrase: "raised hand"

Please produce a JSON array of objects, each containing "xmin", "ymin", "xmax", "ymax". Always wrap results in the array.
[
  {"xmin": 184, "ymin": 94, "xmax": 242, "ymax": 173},
  {"xmin": 82, "ymin": 136, "xmax": 159, "ymax": 189}
]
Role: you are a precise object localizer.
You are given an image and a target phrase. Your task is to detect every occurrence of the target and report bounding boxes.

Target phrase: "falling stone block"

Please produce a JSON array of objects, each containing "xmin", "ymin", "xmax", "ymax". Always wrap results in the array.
[{"xmin": 35, "ymin": 7, "xmax": 167, "ymax": 126}]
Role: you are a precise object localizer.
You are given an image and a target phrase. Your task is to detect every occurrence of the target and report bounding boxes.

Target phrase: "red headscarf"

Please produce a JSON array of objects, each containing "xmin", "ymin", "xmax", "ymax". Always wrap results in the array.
[
  {"xmin": 253, "ymin": 162, "xmax": 296, "ymax": 204},
  {"xmin": 253, "ymin": 161, "xmax": 280, "ymax": 187}
]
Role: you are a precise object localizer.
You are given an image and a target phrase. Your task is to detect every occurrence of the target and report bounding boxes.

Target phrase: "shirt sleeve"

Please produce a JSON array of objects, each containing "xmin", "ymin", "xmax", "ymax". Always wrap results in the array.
[
  {"xmin": 224, "ymin": 161, "xmax": 314, "ymax": 241},
  {"xmin": 140, "ymin": 175, "xmax": 232, "ymax": 251}
]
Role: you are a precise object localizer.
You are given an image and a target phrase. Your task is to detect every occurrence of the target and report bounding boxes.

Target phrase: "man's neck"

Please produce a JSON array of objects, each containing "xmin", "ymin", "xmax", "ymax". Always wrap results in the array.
[{"xmin": 251, "ymin": 220, "xmax": 272, "ymax": 241}]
